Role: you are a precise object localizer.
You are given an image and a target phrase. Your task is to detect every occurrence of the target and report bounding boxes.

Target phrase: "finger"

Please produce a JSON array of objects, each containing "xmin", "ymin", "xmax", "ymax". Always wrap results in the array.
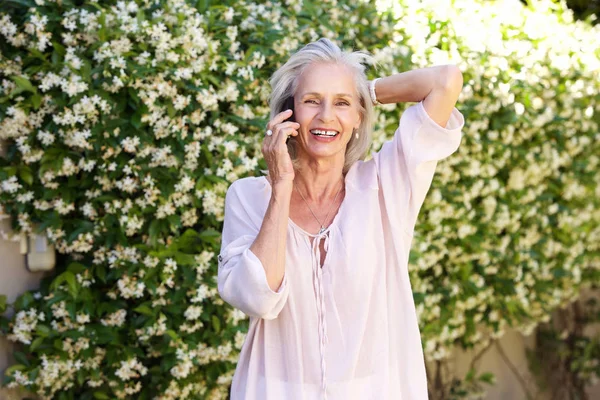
[
  {"xmin": 275, "ymin": 126, "xmax": 298, "ymax": 147},
  {"xmin": 266, "ymin": 109, "xmax": 294, "ymax": 130},
  {"xmin": 266, "ymin": 126, "xmax": 296, "ymax": 154},
  {"xmin": 276, "ymin": 121, "xmax": 300, "ymax": 130},
  {"xmin": 264, "ymin": 121, "xmax": 299, "ymax": 142},
  {"xmin": 271, "ymin": 125, "xmax": 298, "ymax": 142},
  {"xmin": 269, "ymin": 121, "xmax": 299, "ymax": 138}
]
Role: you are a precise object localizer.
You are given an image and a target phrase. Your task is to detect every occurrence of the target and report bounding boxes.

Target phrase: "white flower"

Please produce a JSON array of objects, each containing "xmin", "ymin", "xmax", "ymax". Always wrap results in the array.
[
  {"xmin": 115, "ymin": 176, "xmax": 139, "ymax": 193},
  {"xmin": 184, "ymin": 305, "xmax": 203, "ymax": 320},
  {"xmin": 101, "ymin": 309, "xmax": 127, "ymax": 327},
  {"xmin": 116, "ymin": 275, "xmax": 145, "ymax": 299},
  {"xmin": 76, "ymin": 313, "xmax": 90, "ymax": 324},
  {"xmin": 6, "ymin": 308, "xmax": 44, "ymax": 344},
  {"xmin": 164, "ymin": 258, "xmax": 177, "ymax": 273},
  {"xmin": 223, "ymin": 7, "xmax": 235, "ymax": 22},
  {"xmin": 115, "ymin": 357, "xmax": 148, "ymax": 381},
  {"xmin": 37, "ymin": 130, "xmax": 55, "ymax": 145},
  {"xmin": 1, "ymin": 176, "xmax": 22, "ymax": 193}
]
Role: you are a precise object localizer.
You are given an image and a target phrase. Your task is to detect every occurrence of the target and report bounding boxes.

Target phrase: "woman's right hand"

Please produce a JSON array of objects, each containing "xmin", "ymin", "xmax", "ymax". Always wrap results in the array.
[{"xmin": 263, "ymin": 109, "xmax": 300, "ymax": 184}]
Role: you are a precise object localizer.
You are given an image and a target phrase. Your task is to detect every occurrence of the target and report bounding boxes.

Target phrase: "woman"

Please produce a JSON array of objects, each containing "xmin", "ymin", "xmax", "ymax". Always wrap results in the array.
[{"xmin": 217, "ymin": 38, "xmax": 464, "ymax": 400}]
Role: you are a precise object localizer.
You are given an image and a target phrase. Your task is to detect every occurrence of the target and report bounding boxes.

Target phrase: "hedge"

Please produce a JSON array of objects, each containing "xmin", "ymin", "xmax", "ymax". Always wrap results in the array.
[{"xmin": 0, "ymin": 0, "xmax": 598, "ymax": 399}]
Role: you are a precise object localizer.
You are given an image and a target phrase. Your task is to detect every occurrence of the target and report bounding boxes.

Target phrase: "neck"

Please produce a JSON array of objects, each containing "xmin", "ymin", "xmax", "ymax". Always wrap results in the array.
[{"xmin": 294, "ymin": 155, "xmax": 345, "ymax": 203}]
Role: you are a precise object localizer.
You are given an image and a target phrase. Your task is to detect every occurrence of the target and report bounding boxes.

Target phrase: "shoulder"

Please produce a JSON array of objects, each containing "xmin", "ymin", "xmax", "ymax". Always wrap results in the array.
[
  {"xmin": 226, "ymin": 176, "xmax": 269, "ymax": 206},
  {"xmin": 228, "ymin": 175, "xmax": 266, "ymax": 192},
  {"xmin": 345, "ymin": 159, "xmax": 379, "ymax": 192}
]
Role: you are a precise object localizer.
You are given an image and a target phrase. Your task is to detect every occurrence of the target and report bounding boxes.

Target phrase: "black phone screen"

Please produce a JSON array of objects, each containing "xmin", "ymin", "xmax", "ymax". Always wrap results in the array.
[{"xmin": 282, "ymin": 96, "xmax": 295, "ymax": 123}]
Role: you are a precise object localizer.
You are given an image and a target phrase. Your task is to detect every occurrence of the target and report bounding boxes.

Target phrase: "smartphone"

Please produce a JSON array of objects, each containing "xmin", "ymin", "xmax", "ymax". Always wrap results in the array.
[
  {"xmin": 282, "ymin": 96, "xmax": 295, "ymax": 144},
  {"xmin": 282, "ymin": 96, "xmax": 295, "ymax": 123}
]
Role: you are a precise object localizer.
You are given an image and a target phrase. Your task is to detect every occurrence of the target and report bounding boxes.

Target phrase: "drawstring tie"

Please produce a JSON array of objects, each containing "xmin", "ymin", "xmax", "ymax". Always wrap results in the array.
[{"xmin": 311, "ymin": 230, "xmax": 330, "ymax": 400}]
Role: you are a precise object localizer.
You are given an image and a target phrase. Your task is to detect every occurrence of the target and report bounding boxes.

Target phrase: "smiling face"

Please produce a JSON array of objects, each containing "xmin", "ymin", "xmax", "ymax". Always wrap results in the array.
[{"xmin": 292, "ymin": 62, "xmax": 362, "ymax": 165}]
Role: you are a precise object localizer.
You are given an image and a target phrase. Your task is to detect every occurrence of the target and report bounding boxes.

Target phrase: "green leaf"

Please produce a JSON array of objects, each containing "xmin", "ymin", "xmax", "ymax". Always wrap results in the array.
[
  {"xmin": 30, "ymin": 337, "xmax": 45, "ymax": 352},
  {"xmin": 81, "ymin": 60, "xmax": 92, "ymax": 81},
  {"xmin": 50, "ymin": 274, "xmax": 66, "ymax": 291},
  {"xmin": 131, "ymin": 112, "xmax": 142, "ymax": 129},
  {"xmin": 14, "ymin": 351, "xmax": 30, "ymax": 367},
  {"xmin": 67, "ymin": 221, "xmax": 94, "ymax": 242},
  {"xmin": 63, "ymin": 271, "xmax": 79, "ymax": 297},
  {"xmin": 465, "ymin": 367, "xmax": 476, "ymax": 381},
  {"xmin": 199, "ymin": 229, "xmax": 220, "ymax": 243},
  {"xmin": 93, "ymin": 392, "xmax": 111, "ymax": 400},
  {"xmin": 166, "ymin": 329, "xmax": 178, "ymax": 341},
  {"xmin": 478, "ymin": 372, "xmax": 495, "ymax": 384},
  {"xmin": 11, "ymin": 76, "xmax": 36, "ymax": 93},
  {"xmin": 211, "ymin": 315, "xmax": 221, "ymax": 333},
  {"xmin": 96, "ymin": 265, "xmax": 107, "ymax": 283},
  {"xmin": 30, "ymin": 93, "xmax": 42, "ymax": 109},
  {"xmin": 67, "ymin": 262, "xmax": 87, "ymax": 274},
  {"xmin": 133, "ymin": 304, "xmax": 154, "ymax": 316},
  {"xmin": 0, "ymin": 295, "xmax": 6, "ymax": 314},
  {"xmin": 35, "ymin": 324, "xmax": 51, "ymax": 337},
  {"xmin": 14, "ymin": 292, "xmax": 34, "ymax": 311},
  {"xmin": 4, "ymin": 364, "xmax": 27, "ymax": 376},
  {"xmin": 77, "ymin": 368, "xmax": 85, "ymax": 386},
  {"xmin": 166, "ymin": 103, "xmax": 176, "ymax": 118},
  {"xmin": 196, "ymin": 0, "xmax": 210, "ymax": 13},
  {"xmin": 149, "ymin": 219, "xmax": 162, "ymax": 246}
]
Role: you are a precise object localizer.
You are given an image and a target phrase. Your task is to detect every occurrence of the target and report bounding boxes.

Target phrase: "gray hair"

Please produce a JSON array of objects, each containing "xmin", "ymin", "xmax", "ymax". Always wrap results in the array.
[{"xmin": 268, "ymin": 38, "xmax": 377, "ymax": 174}]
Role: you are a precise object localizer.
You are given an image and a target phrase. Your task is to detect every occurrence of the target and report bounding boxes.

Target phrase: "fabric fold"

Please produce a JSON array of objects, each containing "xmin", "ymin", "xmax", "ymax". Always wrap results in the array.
[{"xmin": 310, "ymin": 231, "xmax": 330, "ymax": 399}]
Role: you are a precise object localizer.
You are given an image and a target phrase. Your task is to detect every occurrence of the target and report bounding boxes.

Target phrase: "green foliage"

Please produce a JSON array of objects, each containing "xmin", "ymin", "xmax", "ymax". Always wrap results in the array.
[
  {"xmin": 0, "ymin": 0, "xmax": 393, "ymax": 398},
  {"xmin": 0, "ymin": 0, "xmax": 598, "ymax": 399}
]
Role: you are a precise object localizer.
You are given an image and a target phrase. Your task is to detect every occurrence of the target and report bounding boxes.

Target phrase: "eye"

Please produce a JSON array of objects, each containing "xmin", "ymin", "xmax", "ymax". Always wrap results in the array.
[
  {"xmin": 337, "ymin": 101, "xmax": 350, "ymax": 106},
  {"xmin": 304, "ymin": 99, "xmax": 318, "ymax": 104}
]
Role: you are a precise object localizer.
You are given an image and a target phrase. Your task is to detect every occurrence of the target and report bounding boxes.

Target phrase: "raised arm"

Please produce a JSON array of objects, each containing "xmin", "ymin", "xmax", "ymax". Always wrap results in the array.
[
  {"xmin": 369, "ymin": 65, "xmax": 465, "ymax": 238},
  {"xmin": 373, "ymin": 64, "xmax": 463, "ymax": 127}
]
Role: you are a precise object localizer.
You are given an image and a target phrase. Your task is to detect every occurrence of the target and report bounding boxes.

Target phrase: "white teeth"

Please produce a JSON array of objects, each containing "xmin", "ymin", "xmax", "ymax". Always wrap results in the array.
[{"xmin": 310, "ymin": 129, "xmax": 338, "ymax": 137}]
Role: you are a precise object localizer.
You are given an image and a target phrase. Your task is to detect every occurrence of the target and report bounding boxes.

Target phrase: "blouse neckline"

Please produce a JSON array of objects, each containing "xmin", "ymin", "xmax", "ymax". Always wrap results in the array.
[{"xmin": 260, "ymin": 175, "xmax": 349, "ymax": 237}]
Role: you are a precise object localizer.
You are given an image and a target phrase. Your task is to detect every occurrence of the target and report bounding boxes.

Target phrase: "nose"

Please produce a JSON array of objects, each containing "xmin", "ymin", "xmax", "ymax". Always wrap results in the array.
[{"xmin": 318, "ymin": 101, "xmax": 334, "ymax": 123}]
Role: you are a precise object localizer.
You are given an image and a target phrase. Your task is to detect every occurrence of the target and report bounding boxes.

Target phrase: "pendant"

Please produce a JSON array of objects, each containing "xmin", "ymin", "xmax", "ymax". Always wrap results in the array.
[{"xmin": 319, "ymin": 227, "xmax": 326, "ymax": 235}]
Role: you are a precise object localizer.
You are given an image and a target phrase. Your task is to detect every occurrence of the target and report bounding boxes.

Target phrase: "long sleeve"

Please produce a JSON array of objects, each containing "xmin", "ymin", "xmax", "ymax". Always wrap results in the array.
[
  {"xmin": 217, "ymin": 179, "xmax": 290, "ymax": 320},
  {"xmin": 373, "ymin": 100, "xmax": 464, "ymax": 237}
]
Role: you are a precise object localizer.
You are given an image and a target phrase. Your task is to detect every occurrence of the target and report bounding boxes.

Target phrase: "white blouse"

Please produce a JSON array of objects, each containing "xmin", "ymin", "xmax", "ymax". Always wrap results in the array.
[{"xmin": 218, "ymin": 101, "xmax": 465, "ymax": 400}]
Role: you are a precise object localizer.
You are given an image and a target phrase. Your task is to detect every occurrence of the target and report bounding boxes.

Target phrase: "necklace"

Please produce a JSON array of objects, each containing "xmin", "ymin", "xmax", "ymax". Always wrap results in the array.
[{"xmin": 295, "ymin": 177, "xmax": 344, "ymax": 235}]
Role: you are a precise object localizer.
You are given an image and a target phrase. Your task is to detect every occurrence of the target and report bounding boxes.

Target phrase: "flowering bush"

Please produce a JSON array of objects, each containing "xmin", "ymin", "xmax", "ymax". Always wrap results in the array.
[
  {"xmin": 0, "ymin": 0, "xmax": 393, "ymax": 398},
  {"xmin": 372, "ymin": 0, "xmax": 600, "ymax": 366},
  {"xmin": 0, "ymin": 0, "xmax": 598, "ymax": 398}
]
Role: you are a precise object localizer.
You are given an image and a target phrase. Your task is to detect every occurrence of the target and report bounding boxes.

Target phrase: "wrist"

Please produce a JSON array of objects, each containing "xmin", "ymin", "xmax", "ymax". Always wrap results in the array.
[{"xmin": 271, "ymin": 180, "xmax": 293, "ymax": 196}]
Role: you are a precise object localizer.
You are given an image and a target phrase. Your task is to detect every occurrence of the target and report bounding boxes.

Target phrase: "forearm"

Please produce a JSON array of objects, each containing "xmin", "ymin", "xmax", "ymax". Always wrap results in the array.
[
  {"xmin": 249, "ymin": 181, "xmax": 292, "ymax": 292},
  {"xmin": 374, "ymin": 65, "xmax": 462, "ymax": 104}
]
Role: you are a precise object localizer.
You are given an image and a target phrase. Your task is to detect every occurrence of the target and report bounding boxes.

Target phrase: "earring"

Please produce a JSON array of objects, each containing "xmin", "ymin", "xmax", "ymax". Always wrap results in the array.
[{"xmin": 354, "ymin": 128, "xmax": 359, "ymax": 139}]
